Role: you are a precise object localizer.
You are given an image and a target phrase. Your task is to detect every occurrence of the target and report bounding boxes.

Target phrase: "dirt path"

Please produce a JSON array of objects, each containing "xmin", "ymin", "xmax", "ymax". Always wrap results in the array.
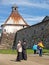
[{"xmin": 0, "ymin": 54, "xmax": 49, "ymax": 65}]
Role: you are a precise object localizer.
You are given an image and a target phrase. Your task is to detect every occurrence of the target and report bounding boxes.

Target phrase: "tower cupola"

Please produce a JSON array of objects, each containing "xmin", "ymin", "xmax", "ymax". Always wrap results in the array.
[{"xmin": 12, "ymin": 5, "xmax": 18, "ymax": 12}]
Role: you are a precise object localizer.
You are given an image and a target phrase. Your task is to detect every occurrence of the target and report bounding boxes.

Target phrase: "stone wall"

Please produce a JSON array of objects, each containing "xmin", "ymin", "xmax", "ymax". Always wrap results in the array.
[
  {"xmin": 13, "ymin": 20, "xmax": 49, "ymax": 49},
  {"xmin": 0, "ymin": 19, "xmax": 49, "ymax": 49},
  {"xmin": 0, "ymin": 33, "xmax": 15, "ymax": 49}
]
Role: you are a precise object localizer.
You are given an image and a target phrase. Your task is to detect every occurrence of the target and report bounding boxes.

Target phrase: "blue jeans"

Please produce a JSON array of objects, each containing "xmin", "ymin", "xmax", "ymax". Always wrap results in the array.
[{"xmin": 39, "ymin": 49, "xmax": 42, "ymax": 56}]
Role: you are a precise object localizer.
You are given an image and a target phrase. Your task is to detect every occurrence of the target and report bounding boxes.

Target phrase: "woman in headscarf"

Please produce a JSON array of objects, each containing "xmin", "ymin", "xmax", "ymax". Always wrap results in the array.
[
  {"xmin": 22, "ymin": 40, "xmax": 27, "ymax": 60},
  {"xmin": 16, "ymin": 40, "xmax": 22, "ymax": 61}
]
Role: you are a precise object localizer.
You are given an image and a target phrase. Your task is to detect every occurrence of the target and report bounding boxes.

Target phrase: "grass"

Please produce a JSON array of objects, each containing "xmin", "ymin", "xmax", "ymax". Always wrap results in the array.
[
  {"xmin": 0, "ymin": 49, "xmax": 17, "ymax": 54},
  {"xmin": 27, "ymin": 49, "xmax": 34, "ymax": 54},
  {"xmin": 43, "ymin": 49, "xmax": 49, "ymax": 53},
  {"xmin": 43, "ymin": 49, "xmax": 49, "ymax": 55},
  {"xmin": 0, "ymin": 49, "xmax": 34, "ymax": 54},
  {"xmin": 0, "ymin": 49, "xmax": 49, "ymax": 55},
  {"xmin": 0, "ymin": 49, "xmax": 33, "ymax": 54}
]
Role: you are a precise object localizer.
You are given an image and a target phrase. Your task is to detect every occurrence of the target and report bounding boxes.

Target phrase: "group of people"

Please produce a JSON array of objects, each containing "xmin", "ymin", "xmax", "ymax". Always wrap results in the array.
[
  {"xmin": 16, "ymin": 39, "xmax": 44, "ymax": 62},
  {"xmin": 32, "ymin": 40, "xmax": 44, "ymax": 56},
  {"xmin": 16, "ymin": 40, "xmax": 27, "ymax": 62}
]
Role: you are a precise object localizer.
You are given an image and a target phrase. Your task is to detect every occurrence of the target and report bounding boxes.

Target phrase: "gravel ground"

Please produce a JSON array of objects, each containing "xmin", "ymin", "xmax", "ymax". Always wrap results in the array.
[{"xmin": 0, "ymin": 54, "xmax": 49, "ymax": 65}]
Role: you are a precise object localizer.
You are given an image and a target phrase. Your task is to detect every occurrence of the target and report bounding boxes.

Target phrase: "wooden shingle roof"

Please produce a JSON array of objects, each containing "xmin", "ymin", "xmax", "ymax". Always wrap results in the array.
[{"xmin": 1, "ymin": 5, "xmax": 29, "ymax": 26}]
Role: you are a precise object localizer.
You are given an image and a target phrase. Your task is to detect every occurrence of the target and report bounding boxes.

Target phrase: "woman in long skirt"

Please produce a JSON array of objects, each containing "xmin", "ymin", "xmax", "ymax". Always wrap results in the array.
[{"xmin": 16, "ymin": 40, "xmax": 22, "ymax": 61}]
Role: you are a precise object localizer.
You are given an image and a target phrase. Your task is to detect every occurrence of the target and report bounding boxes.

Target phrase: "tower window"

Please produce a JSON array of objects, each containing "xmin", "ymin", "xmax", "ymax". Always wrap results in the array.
[{"xmin": 15, "ymin": 8, "xmax": 16, "ymax": 10}]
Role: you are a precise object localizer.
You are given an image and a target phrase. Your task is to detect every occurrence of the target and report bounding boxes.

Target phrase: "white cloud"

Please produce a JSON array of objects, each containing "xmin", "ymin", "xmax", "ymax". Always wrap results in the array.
[
  {"xmin": 24, "ymin": 16, "xmax": 44, "ymax": 25},
  {"xmin": 25, "ymin": 16, "xmax": 44, "ymax": 22},
  {"xmin": 1, "ymin": 0, "xmax": 27, "ymax": 5},
  {"xmin": 0, "ymin": 0, "xmax": 49, "ymax": 26},
  {"xmin": 20, "ymin": 13, "xmax": 44, "ymax": 22},
  {"xmin": 1, "ymin": 0, "xmax": 49, "ymax": 9},
  {"xmin": 18, "ymin": 1, "xmax": 49, "ymax": 9},
  {"xmin": 21, "ymin": 13, "xmax": 33, "ymax": 18}
]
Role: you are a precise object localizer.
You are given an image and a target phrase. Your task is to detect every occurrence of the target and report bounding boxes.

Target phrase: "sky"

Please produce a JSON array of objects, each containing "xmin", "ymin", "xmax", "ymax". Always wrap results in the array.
[{"xmin": 0, "ymin": 0, "xmax": 49, "ymax": 26}]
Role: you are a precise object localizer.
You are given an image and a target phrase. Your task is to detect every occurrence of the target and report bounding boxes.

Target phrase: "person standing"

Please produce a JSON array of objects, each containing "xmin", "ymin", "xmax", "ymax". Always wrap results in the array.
[
  {"xmin": 22, "ymin": 40, "xmax": 27, "ymax": 60},
  {"xmin": 32, "ymin": 44, "xmax": 37, "ymax": 54},
  {"xmin": 16, "ymin": 40, "xmax": 22, "ymax": 61},
  {"xmin": 39, "ymin": 46, "xmax": 42, "ymax": 56},
  {"xmin": 38, "ymin": 40, "xmax": 44, "ymax": 57}
]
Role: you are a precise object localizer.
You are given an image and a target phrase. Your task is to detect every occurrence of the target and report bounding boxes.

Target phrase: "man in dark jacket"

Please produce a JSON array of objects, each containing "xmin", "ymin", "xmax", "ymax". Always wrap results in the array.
[{"xmin": 22, "ymin": 40, "xmax": 27, "ymax": 60}]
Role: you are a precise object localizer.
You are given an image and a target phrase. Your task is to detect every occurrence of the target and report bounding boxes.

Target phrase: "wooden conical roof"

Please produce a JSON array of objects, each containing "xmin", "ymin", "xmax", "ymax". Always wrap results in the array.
[{"xmin": 2, "ymin": 5, "xmax": 29, "ymax": 26}]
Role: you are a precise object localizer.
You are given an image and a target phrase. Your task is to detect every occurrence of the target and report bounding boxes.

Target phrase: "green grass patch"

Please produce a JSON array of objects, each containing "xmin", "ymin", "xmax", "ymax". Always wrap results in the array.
[
  {"xmin": 27, "ymin": 49, "xmax": 34, "ymax": 54},
  {"xmin": 43, "ymin": 49, "xmax": 49, "ymax": 53},
  {"xmin": 0, "ymin": 49, "xmax": 17, "ymax": 54},
  {"xmin": 0, "ymin": 49, "xmax": 49, "ymax": 54},
  {"xmin": 0, "ymin": 49, "xmax": 34, "ymax": 54},
  {"xmin": 43, "ymin": 49, "xmax": 49, "ymax": 55}
]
